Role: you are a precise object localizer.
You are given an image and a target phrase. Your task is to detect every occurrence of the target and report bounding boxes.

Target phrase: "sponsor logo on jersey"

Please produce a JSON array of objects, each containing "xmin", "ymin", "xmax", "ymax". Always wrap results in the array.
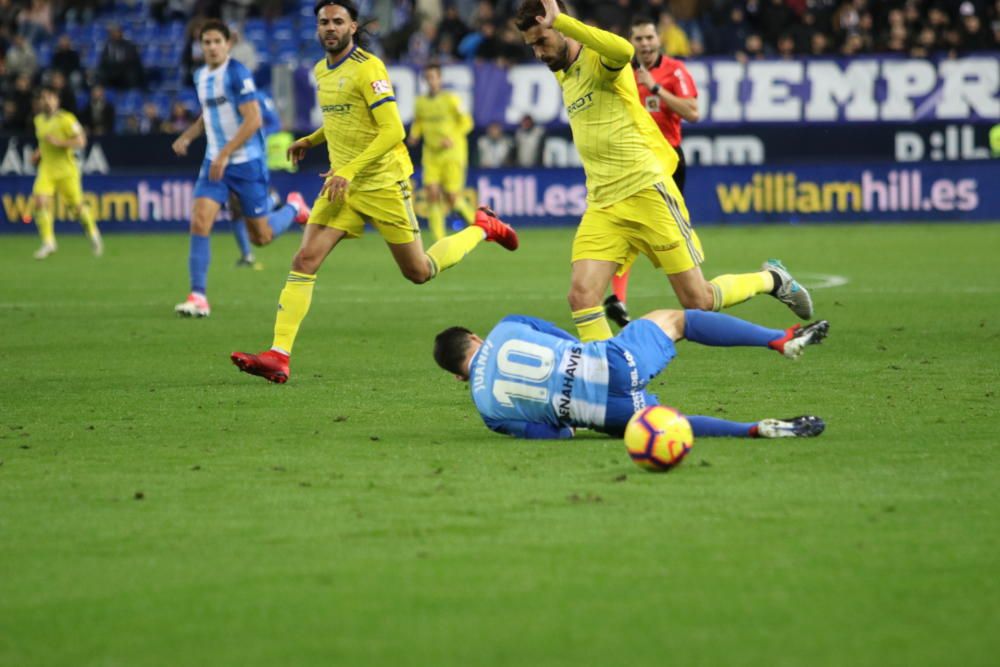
[
  {"xmin": 321, "ymin": 103, "xmax": 354, "ymax": 114},
  {"xmin": 566, "ymin": 92, "xmax": 594, "ymax": 117}
]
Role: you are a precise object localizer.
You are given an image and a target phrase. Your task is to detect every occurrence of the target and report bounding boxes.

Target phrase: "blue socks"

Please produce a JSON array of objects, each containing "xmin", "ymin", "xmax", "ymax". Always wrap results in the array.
[
  {"xmin": 686, "ymin": 415, "xmax": 756, "ymax": 438},
  {"xmin": 189, "ymin": 234, "xmax": 210, "ymax": 294},
  {"xmin": 683, "ymin": 310, "xmax": 783, "ymax": 348},
  {"xmin": 233, "ymin": 221, "xmax": 253, "ymax": 259},
  {"xmin": 267, "ymin": 204, "xmax": 296, "ymax": 237}
]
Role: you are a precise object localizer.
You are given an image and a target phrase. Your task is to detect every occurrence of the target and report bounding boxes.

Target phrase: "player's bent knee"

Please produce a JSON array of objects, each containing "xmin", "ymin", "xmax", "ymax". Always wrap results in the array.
[
  {"xmin": 401, "ymin": 264, "xmax": 431, "ymax": 284},
  {"xmin": 567, "ymin": 285, "xmax": 601, "ymax": 311},
  {"xmin": 644, "ymin": 309, "xmax": 685, "ymax": 340},
  {"xmin": 676, "ymin": 290, "xmax": 714, "ymax": 311}
]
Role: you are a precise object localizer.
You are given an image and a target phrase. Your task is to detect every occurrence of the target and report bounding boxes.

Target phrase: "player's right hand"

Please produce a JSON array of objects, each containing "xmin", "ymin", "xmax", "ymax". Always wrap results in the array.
[
  {"xmin": 287, "ymin": 139, "xmax": 310, "ymax": 166},
  {"xmin": 172, "ymin": 136, "xmax": 190, "ymax": 157},
  {"xmin": 537, "ymin": 0, "xmax": 560, "ymax": 28}
]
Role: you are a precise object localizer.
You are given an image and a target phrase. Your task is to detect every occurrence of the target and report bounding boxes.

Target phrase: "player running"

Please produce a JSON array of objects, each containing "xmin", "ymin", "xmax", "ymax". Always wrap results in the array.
[
  {"xmin": 230, "ymin": 0, "xmax": 518, "ymax": 384},
  {"xmin": 30, "ymin": 85, "xmax": 102, "ymax": 260},
  {"xmin": 407, "ymin": 62, "xmax": 477, "ymax": 240},
  {"xmin": 605, "ymin": 15, "xmax": 701, "ymax": 327},
  {"xmin": 434, "ymin": 310, "xmax": 829, "ymax": 440},
  {"xmin": 171, "ymin": 19, "xmax": 310, "ymax": 317},
  {"xmin": 515, "ymin": 0, "xmax": 813, "ymax": 343}
]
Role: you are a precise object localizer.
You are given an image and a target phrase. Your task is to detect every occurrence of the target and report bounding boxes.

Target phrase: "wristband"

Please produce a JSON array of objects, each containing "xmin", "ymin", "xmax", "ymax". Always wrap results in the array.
[{"xmin": 650, "ymin": 84, "xmax": 661, "ymax": 95}]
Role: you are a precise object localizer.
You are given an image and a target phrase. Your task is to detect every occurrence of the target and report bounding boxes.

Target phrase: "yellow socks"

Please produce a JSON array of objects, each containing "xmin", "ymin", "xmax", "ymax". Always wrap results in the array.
[
  {"xmin": 425, "ymin": 226, "xmax": 485, "ymax": 278},
  {"xmin": 428, "ymin": 202, "xmax": 446, "ymax": 241},
  {"xmin": 35, "ymin": 207, "xmax": 55, "ymax": 245},
  {"xmin": 452, "ymin": 196, "xmax": 476, "ymax": 225},
  {"xmin": 572, "ymin": 306, "xmax": 613, "ymax": 341},
  {"xmin": 78, "ymin": 206, "xmax": 99, "ymax": 239},
  {"xmin": 708, "ymin": 271, "xmax": 775, "ymax": 311},
  {"xmin": 272, "ymin": 271, "xmax": 316, "ymax": 354}
]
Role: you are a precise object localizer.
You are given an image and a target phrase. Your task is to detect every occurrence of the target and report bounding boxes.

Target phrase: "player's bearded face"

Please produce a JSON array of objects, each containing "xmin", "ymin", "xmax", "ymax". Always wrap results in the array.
[
  {"xmin": 524, "ymin": 27, "xmax": 570, "ymax": 72},
  {"xmin": 317, "ymin": 6, "xmax": 356, "ymax": 55}
]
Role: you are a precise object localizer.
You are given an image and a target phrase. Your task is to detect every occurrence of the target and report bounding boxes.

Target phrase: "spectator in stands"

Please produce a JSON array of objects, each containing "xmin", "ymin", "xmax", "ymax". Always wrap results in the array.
[
  {"xmin": 138, "ymin": 101, "xmax": 165, "ymax": 134},
  {"xmin": 776, "ymin": 32, "xmax": 797, "ymax": 58},
  {"xmin": 162, "ymin": 99, "xmax": 195, "ymax": 134},
  {"xmin": 5, "ymin": 33, "xmax": 36, "ymax": 79},
  {"xmin": 0, "ymin": 0, "xmax": 20, "ymax": 35},
  {"xmin": 98, "ymin": 23, "xmax": 145, "ymax": 90},
  {"xmin": 61, "ymin": 0, "xmax": 98, "ymax": 25},
  {"xmin": 711, "ymin": 5, "xmax": 750, "ymax": 55},
  {"xmin": 958, "ymin": 1, "xmax": 996, "ymax": 50},
  {"xmin": 738, "ymin": 32, "xmax": 768, "ymax": 61},
  {"xmin": 229, "ymin": 27, "xmax": 259, "ymax": 73},
  {"xmin": 497, "ymin": 20, "xmax": 531, "ymax": 63},
  {"xmin": 181, "ymin": 16, "xmax": 206, "ymax": 82},
  {"xmin": 47, "ymin": 69, "xmax": 76, "ymax": 115},
  {"xmin": 658, "ymin": 11, "xmax": 691, "ymax": 57},
  {"xmin": 18, "ymin": 0, "xmax": 52, "ymax": 42},
  {"xmin": 752, "ymin": 0, "xmax": 795, "ymax": 45},
  {"xmin": 810, "ymin": 30, "xmax": 832, "ymax": 55},
  {"xmin": 477, "ymin": 122, "xmax": 513, "ymax": 168},
  {"xmin": 51, "ymin": 34, "xmax": 82, "ymax": 87},
  {"xmin": 81, "ymin": 84, "xmax": 115, "ymax": 137},
  {"xmin": 408, "ymin": 19, "xmax": 439, "ymax": 65},
  {"xmin": 514, "ymin": 114, "xmax": 544, "ymax": 168},
  {"xmin": 3, "ymin": 72, "xmax": 34, "ymax": 133},
  {"xmin": 436, "ymin": 4, "xmax": 470, "ymax": 57}
]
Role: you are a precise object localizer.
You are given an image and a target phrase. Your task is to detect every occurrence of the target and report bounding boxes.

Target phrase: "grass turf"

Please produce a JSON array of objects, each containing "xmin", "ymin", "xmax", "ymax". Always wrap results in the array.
[{"xmin": 1, "ymin": 224, "xmax": 998, "ymax": 666}]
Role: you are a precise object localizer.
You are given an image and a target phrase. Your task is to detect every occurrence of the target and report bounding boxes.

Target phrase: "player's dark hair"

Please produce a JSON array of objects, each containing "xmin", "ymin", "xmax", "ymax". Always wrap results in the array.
[
  {"xmin": 514, "ymin": 0, "xmax": 568, "ymax": 31},
  {"xmin": 434, "ymin": 327, "xmax": 474, "ymax": 377},
  {"xmin": 631, "ymin": 15, "xmax": 657, "ymax": 31},
  {"xmin": 199, "ymin": 19, "xmax": 230, "ymax": 41},
  {"xmin": 40, "ymin": 84, "xmax": 59, "ymax": 96},
  {"xmin": 424, "ymin": 61, "xmax": 442, "ymax": 74},
  {"xmin": 315, "ymin": 0, "xmax": 358, "ymax": 20}
]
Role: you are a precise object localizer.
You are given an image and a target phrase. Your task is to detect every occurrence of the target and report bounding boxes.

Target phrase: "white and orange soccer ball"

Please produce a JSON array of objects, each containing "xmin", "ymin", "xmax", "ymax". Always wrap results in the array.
[{"xmin": 623, "ymin": 406, "xmax": 693, "ymax": 472}]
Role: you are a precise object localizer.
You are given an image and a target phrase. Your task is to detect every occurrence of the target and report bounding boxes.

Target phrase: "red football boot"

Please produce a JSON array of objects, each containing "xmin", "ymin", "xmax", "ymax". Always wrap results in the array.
[
  {"xmin": 473, "ymin": 206, "xmax": 519, "ymax": 251},
  {"xmin": 767, "ymin": 320, "xmax": 829, "ymax": 359},
  {"xmin": 286, "ymin": 192, "xmax": 311, "ymax": 225},
  {"xmin": 231, "ymin": 349, "xmax": 290, "ymax": 384}
]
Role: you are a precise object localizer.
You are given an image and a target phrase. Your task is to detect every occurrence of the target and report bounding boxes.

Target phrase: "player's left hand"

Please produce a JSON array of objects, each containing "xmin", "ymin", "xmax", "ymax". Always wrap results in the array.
[
  {"xmin": 45, "ymin": 134, "xmax": 62, "ymax": 147},
  {"xmin": 536, "ymin": 0, "xmax": 560, "ymax": 28},
  {"xmin": 440, "ymin": 137, "xmax": 453, "ymax": 149},
  {"xmin": 636, "ymin": 69, "xmax": 655, "ymax": 90},
  {"xmin": 319, "ymin": 170, "xmax": 350, "ymax": 202},
  {"xmin": 209, "ymin": 153, "xmax": 230, "ymax": 181}
]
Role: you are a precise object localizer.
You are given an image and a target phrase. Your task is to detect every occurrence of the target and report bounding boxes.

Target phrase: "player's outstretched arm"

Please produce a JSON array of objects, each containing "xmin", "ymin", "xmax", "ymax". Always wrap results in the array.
[
  {"xmin": 500, "ymin": 315, "xmax": 579, "ymax": 342},
  {"xmin": 288, "ymin": 127, "xmax": 324, "ymax": 165},
  {"xmin": 335, "ymin": 102, "xmax": 406, "ymax": 182},
  {"xmin": 172, "ymin": 115, "xmax": 205, "ymax": 156},
  {"xmin": 489, "ymin": 418, "xmax": 575, "ymax": 440},
  {"xmin": 552, "ymin": 13, "xmax": 634, "ymax": 68}
]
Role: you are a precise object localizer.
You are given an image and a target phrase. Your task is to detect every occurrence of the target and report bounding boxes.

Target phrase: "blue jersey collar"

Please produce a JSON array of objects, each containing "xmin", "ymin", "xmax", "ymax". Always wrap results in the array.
[{"xmin": 327, "ymin": 44, "xmax": 357, "ymax": 70}]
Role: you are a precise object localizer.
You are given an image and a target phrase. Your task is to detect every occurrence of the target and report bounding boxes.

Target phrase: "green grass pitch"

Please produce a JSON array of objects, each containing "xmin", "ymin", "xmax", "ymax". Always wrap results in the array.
[{"xmin": 1, "ymin": 224, "xmax": 998, "ymax": 666}]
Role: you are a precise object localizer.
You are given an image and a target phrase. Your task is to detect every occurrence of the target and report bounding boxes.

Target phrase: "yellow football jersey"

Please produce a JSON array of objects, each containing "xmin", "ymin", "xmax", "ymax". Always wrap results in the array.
[
  {"xmin": 313, "ymin": 46, "xmax": 413, "ymax": 191},
  {"xmin": 34, "ymin": 110, "xmax": 83, "ymax": 179},
  {"xmin": 412, "ymin": 92, "xmax": 472, "ymax": 164},
  {"xmin": 555, "ymin": 47, "xmax": 678, "ymax": 207}
]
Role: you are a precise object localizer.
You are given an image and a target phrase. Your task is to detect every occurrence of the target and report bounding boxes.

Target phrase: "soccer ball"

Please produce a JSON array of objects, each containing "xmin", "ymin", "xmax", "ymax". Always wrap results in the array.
[{"xmin": 623, "ymin": 406, "xmax": 693, "ymax": 472}]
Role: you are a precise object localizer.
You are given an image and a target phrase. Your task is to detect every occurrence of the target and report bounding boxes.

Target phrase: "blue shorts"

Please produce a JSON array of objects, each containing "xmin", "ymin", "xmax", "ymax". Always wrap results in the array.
[
  {"xmin": 193, "ymin": 158, "xmax": 271, "ymax": 218},
  {"xmin": 602, "ymin": 319, "xmax": 677, "ymax": 436}
]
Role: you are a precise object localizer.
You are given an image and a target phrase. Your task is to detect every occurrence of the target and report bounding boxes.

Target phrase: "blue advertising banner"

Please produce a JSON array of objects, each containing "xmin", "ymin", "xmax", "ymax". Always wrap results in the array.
[
  {"xmin": 294, "ymin": 55, "xmax": 1000, "ymax": 130},
  {"xmin": 3, "ymin": 162, "xmax": 998, "ymax": 233}
]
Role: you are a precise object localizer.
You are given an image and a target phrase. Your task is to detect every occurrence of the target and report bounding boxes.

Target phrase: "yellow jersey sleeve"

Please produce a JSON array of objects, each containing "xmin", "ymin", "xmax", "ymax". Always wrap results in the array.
[{"xmin": 557, "ymin": 47, "xmax": 677, "ymax": 207}]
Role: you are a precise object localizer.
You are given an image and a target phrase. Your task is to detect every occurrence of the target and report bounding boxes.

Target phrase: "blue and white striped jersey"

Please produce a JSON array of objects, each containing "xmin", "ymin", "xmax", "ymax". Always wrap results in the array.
[
  {"xmin": 194, "ymin": 57, "xmax": 265, "ymax": 164},
  {"xmin": 469, "ymin": 316, "xmax": 612, "ymax": 439}
]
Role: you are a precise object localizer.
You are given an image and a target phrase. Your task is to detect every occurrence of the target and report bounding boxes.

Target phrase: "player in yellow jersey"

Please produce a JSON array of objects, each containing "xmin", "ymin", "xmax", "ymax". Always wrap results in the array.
[
  {"xmin": 231, "ymin": 0, "xmax": 519, "ymax": 384},
  {"xmin": 515, "ymin": 0, "xmax": 814, "ymax": 343},
  {"xmin": 407, "ymin": 62, "xmax": 477, "ymax": 240},
  {"xmin": 30, "ymin": 85, "xmax": 102, "ymax": 260}
]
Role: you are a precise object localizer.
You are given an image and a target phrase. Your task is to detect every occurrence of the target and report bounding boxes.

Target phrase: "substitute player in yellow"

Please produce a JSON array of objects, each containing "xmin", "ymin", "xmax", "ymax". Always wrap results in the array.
[
  {"xmin": 31, "ymin": 85, "xmax": 102, "ymax": 260},
  {"xmin": 231, "ymin": 0, "xmax": 518, "ymax": 384},
  {"xmin": 407, "ymin": 62, "xmax": 477, "ymax": 240},
  {"xmin": 515, "ymin": 0, "xmax": 813, "ymax": 342}
]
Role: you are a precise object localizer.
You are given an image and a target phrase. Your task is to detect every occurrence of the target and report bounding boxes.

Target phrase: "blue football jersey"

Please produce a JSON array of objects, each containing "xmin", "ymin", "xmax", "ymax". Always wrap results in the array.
[
  {"xmin": 194, "ymin": 57, "xmax": 265, "ymax": 164},
  {"xmin": 469, "ymin": 316, "xmax": 613, "ymax": 439}
]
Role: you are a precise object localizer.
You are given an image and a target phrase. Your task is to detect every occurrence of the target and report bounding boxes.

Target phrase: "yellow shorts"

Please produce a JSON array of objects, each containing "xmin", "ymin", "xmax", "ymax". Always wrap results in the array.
[
  {"xmin": 422, "ymin": 155, "xmax": 466, "ymax": 194},
  {"xmin": 309, "ymin": 180, "xmax": 420, "ymax": 245},
  {"xmin": 572, "ymin": 181, "xmax": 704, "ymax": 276},
  {"xmin": 32, "ymin": 169, "xmax": 84, "ymax": 207}
]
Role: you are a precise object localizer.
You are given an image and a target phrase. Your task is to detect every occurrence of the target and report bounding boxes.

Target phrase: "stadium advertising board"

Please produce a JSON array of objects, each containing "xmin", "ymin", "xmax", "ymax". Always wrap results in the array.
[
  {"xmin": 295, "ymin": 55, "xmax": 999, "ymax": 129},
  {"xmin": 2, "ymin": 161, "xmax": 998, "ymax": 233}
]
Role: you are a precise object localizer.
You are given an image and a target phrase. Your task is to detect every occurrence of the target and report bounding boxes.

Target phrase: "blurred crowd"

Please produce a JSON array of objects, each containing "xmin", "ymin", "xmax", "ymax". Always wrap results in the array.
[{"xmin": 2, "ymin": 0, "xmax": 998, "ymax": 137}]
